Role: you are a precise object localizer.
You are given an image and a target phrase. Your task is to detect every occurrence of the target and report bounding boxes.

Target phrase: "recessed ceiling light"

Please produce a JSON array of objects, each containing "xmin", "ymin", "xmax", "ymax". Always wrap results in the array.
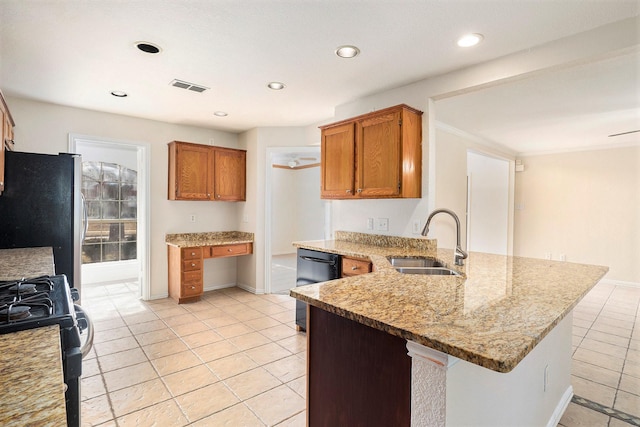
[
  {"xmin": 268, "ymin": 82, "xmax": 285, "ymax": 90},
  {"xmin": 457, "ymin": 33, "xmax": 484, "ymax": 48},
  {"xmin": 335, "ymin": 45, "xmax": 360, "ymax": 58},
  {"xmin": 214, "ymin": 111, "xmax": 228, "ymax": 117},
  {"xmin": 110, "ymin": 90, "xmax": 128, "ymax": 97},
  {"xmin": 136, "ymin": 41, "xmax": 161, "ymax": 54}
]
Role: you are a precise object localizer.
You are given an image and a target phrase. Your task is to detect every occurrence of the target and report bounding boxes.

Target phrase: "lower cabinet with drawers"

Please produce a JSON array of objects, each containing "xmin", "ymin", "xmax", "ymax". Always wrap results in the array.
[{"xmin": 168, "ymin": 242, "xmax": 253, "ymax": 303}]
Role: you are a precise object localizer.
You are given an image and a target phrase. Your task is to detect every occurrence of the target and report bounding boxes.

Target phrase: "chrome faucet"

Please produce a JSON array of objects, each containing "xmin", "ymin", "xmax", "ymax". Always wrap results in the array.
[{"xmin": 421, "ymin": 208, "xmax": 468, "ymax": 266}]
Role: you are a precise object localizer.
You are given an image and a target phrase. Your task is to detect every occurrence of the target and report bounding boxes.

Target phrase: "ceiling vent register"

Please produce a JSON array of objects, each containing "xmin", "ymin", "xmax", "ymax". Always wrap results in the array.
[{"xmin": 169, "ymin": 79, "xmax": 209, "ymax": 93}]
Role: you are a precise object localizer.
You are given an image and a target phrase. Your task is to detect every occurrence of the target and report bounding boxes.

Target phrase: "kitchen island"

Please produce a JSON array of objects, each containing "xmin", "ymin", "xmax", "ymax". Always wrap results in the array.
[
  {"xmin": 291, "ymin": 232, "xmax": 608, "ymax": 426},
  {"xmin": 0, "ymin": 247, "xmax": 68, "ymax": 427}
]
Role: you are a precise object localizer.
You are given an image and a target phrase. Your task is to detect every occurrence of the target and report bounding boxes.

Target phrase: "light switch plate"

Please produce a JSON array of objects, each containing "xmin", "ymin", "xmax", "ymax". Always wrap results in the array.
[{"xmin": 377, "ymin": 218, "xmax": 389, "ymax": 231}]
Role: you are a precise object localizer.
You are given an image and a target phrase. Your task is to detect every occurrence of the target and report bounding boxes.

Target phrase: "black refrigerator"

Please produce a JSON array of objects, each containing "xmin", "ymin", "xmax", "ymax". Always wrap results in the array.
[{"xmin": 0, "ymin": 150, "xmax": 83, "ymax": 289}]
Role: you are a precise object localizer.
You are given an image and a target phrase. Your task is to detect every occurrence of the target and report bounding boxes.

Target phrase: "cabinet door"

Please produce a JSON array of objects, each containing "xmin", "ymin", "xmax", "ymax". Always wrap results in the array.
[
  {"xmin": 321, "ymin": 122, "xmax": 355, "ymax": 199},
  {"xmin": 213, "ymin": 147, "xmax": 246, "ymax": 201},
  {"xmin": 356, "ymin": 111, "xmax": 401, "ymax": 197},
  {"xmin": 169, "ymin": 142, "xmax": 213, "ymax": 200},
  {"xmin": 0, "ymin": 109, "xmax": 5, "ymax": 193}
]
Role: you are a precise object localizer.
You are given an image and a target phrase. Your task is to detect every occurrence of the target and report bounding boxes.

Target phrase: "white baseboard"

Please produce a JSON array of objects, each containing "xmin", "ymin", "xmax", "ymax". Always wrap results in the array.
[
  {"xmin": 546, "ymin": 386, "xmax": 573, "ymax": 427},
  {"xmin": 148, "ymin": 292, "xmax": 169, "ymax": 300},
  {"xmin": 203, "ymin": 282, "xmax": 236, "ymax": 292},
  {"xmin": 599, "ymin": 278, "xmax": 640, "ymax": 289},
  {"xmin": 237, "ymin": 282, "xmax": 264, "ymax": 294}
]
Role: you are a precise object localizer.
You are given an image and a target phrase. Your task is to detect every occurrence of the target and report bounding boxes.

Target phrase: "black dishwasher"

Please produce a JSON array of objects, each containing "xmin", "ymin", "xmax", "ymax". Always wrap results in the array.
[{"xmin": 295, "ymin": 248, "xmax": 341, "ymax": 331}]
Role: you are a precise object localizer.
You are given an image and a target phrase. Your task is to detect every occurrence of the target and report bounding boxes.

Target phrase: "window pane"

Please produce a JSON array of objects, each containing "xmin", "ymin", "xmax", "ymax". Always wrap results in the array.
[
  {"xmin": 82, "ymin": 244, "xmax": 101, "ymax": 264},
  {"xmin": 102, "ymin": 163, "xmax": 120, "ymax": 182},
  {"xmin": 82, "ymin": 162, "xmax": 101, "ymax": 181},
  {"xmin": 121, "ymin": 183, "xmax": 137, "ymax": 200},
  {"xmin": 123, "ymin": 222, "xmax": 137, "ymax": 241},
  {"xmin": 84, "ymin": 222, "xmax": 104, "ymax": 244},
  {"xmin": 102, "ymin": 243, "xmax": 119, "ymax": 262},
  {"xmin": 120, "ymin": 201, "xmax": 136, "ymax": 219},
  {"xmin": 82, "ymin": 181, "xmax": 100, "ymax": 200},
  {"xmin": 102, "ymin": 182, "xmax": 120, "ymax": 200},
  {"xmin": 86, "ymin": 201, "xmax": 101, "ymax": 219},
  {"xmin": 102, "ymin": 202, "xmax": 119, "ymax": 219},
  {"xmin": 120, "ymin": 242, "xmax": 137, "ymax": 260},
  {"xmin": 121, "ymin": 168, "xmax": 137, "ymax": 184}
]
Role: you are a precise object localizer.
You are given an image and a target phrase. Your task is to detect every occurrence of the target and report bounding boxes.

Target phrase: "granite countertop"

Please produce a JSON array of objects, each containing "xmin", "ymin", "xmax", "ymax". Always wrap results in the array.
[
  {"xmin": 291, "ymin": 231, "xmax": 608, "ymax": 373},
  {"xmin": 165, "ymin": 231, "xmax": 254, "ymax": 248},
  {"xmin": 0, "ymin": 247, "xmax": 55, "ymax": 281},
  {"xmin": 0, "ymin": 325, "xmax": 67, "ymax": 426}
]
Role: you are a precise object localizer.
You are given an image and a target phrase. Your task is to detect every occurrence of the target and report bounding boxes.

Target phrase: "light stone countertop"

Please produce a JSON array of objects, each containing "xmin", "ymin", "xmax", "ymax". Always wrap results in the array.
[
  {"xmin": 0, "ymin": 247, "xmax": 55, "ymax": 281},
  {"xmin": 291, "ymin": 231, "xmax": 608, "ymax": 373},
  {"xmin": 165, "ymin": 231, "xmax": 254, "ymax": 248}
]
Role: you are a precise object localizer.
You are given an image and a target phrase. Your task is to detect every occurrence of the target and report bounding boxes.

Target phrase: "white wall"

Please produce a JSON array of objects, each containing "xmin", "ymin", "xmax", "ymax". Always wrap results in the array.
[
  {"xmin": 514, "ymin": 146, "xmax": 640, "ymax": 283},
  {"xmin": 7, "ymin": 96, "xmax": 241, "ymax": 298}
]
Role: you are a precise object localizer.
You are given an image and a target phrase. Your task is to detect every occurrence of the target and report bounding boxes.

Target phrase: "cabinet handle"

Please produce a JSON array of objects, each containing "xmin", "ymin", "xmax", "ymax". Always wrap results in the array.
[
  {"xmin": 357, "ymin": 188, "xmax": 362, "ymax": 193},
  {"xmin": 217, "ymin": 194, "xmax": 221, "ymax": 198},
  {"xmin": 191, "ymin": 252, "xmax": 195, "ymax": 256},
  {"xmin": 207, "ymin": 193, "xmax": 211, "ymax": 197},
  {"xmin": 227, "ymin": 248, "xmax": 232, "ymax": 252},
  {"xmin": 352, "ymin": 266, "xmax": 358, "ymax": 270},
  {"xmin": 346, "ymin": 189, "xmax": 352, "ymax": 193},
  {"xmin": 191, "ymin": 263, "xmax": 195, "ymax": 267},
  {"xmin": 191, "ymin": 286, "xmax": 195, "ymax": 289}
]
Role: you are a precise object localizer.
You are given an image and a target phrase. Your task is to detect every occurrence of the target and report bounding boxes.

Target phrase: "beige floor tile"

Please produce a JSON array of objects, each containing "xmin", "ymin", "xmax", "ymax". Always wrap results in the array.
[
  {"xmin": 558, "ymin": 402, "xmax": 609, "ymax": 426},
  {"xmin": 103, "ymin": 361, "xmax": 158, "ymax": 392},
  {"xmin": 122, "ymin": 311, "xmax": 160, "ymax": 326},
  {"xmin": 246, "ymin": 384, "xmax": 305, "ymax": 426},
  {"xmin": 269, "ymin": 310, "xmax": 296, "ymax": 325},
  {"xmin": 162, "ymin": 312, "xmax": 199, "ymax": 328},
  {"xmin": 202, "ymin": 314, "xmax": 241, "ymax": 328},
  {"xmin": 153, "ymin": 306, "xmax": 190, "ymax": 319},
  {"xmin": 275, "ymin": 410, "xmax": 306, "ymax": 427},
  {"xmin": 142, "ymin": 338, "xmax": 189, "ymax": 360},
  {"xmin": 83, "ymin": 357, "xmax": 101, "ymax": 377},
  {"xmin": 81, "ymin": 393, "xmax": 114, "ymax": 426},
  {"xmin": 286, "ymin": 377, "xmax": 306, "ymax": 399},
  {"xmin": 254, "ymin": 303, "xmax": 290, "ymax": 316},
  {"xmin": 93, "ymin": 326, "xmax": 132, "ymax": 344},
  {"xmin": 591, "ymin": 321, "xmax": 633, "ymax": 338},
  {"xmin": 573, "ymin": 347, "xmax": 625, "ymax": 372},
  {"xmin": 92, "ymin": 317, "xmax": 127, "ymax": 332},
  {"xmin": 190, "ymin": 403, "xmax": 265, "ymax": 427},
  {"xmin": 109, "ymin": 378, "xmax": 172, "ymax": 418},
  {"xmin": 571, "ymin": 375, "xmax": 616, "ymax": 407},
  {"xmin": 162, "ymin": 364, "xmax": 219, "ymax": 397},
  {"xmin": 229, "ymin": 331, "xmax": 272, "ymax": 351},
  {"xmin": 245, "ymin": 342, "xmax": 292, "ymax": 366},
  {"xmin": 151, "ymin": 349, "xmax": 202, "ymax": 377},
  {"xmin": 225, "ymin": 367, "xmax": 281, "ymax": 400},
  {"xmin": 127, "ymin": 319, "xmax": 167, "ymax": 335},
  {"xmin": 170, "ymin": 320, "xmax": 211, "ymax": 337},
  {"xmin": 614, "ymin": 390, "xmax": 640, "ymax": 417},
  {"xmin": 619, "ymin": 374, "xmax": 640, "ymax": 396},
  {"xmin": 580, "ymin": 338, "xmax": 628, "ymax": 359},
  {"xmin": 573, "ymin": 326, "xmax": 588, "ymax": 338},
  {"xmin": 116, "ymin": 399, "xmax": 189, "ymax": 427},
  {"xmin": 628, "ymin": 348, "xmax": 640, "ymax": 364},
  {"xmin": 94, "ymin": 336, "xmax": 139, "ymax": 357},
  {"xmin": 215, "ymin": 322, "xmax": 255, "ymax": 339},
  {"xmin": 585, "ymin": 329, "xmax": 631, "ymax": 348},
  {"xmin": 571, "ymin": 360, "xmax": 621, "ymax": 388},
  {"xmin": 135, "ymin": 327, "xmax": 177, "ymax": 346},
  {"xmin": 98, "ymin": 347, "xmax": 147, "ymax": 373},
  {"xmin": 175, "ymin": 382, "xmax": 239, "ymax": 422},
  {"xmin": 228, "ymin": 307, "xmax": 265, "ymax": 322},
  {"xmin": 629, "ymin": 339, "xmax": 640, "ymax": 352},
  {"xmin": 623, "ymin": 359, "xmax": 640, "ymax": 379},
  {"xmin": 264, "ymin": 355, "xmax": 306, "ymax": 383},
  {"xmin": 180, "ymin": 329, "xmax": 224, "ymax": 348},
  {"xmin": 609, "ymin": 417, "xmax": 637, "ymax": 427},
  {"xmin": 192, "ymin": 340, "xmax": 241, "ymax": 363},
  {"xmin": 244, "ymin": 316, "xmax": 283, "ymax": 331},
  {"xmin": 82, "ymin": 374, "xmax": 106, "ymax": 401},
  {"xmin": 207, "ymin": 353, "xmax": 259, "ymax": 380},
  {"xmin": 259, "ymin": 324, "xmax": 298, "ymax": 342},
  {"xmin": 573, "ymin": 318, "xmax": 594, "ymax": 330}
]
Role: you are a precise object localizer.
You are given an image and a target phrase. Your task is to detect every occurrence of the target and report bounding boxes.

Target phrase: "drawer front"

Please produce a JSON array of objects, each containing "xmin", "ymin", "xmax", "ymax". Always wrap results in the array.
[
  {"xmin": 342, "ymin": 257, "xmax": 372, "ymax": 276},
  {"xmin": 182, "ymin": 270, "xmax": 202, "ymax": 283},
  {"xmin": 182, "ymin": 282, "xmax": 203, "ymax": 297},
  {"xmin": 182, "ymin": 247, "xmax": 202, "ymax": 260},
  {"xmin": 211, "ymin": 243, "xmax": 250, "ymax": 258},
  {"xmin": 182, "ymin": 258, "xmax": 202, "ymax": 272}
]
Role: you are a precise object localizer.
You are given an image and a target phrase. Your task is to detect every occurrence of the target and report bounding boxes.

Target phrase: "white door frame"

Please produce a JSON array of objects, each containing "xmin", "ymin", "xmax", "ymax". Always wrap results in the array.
[
  {"xmin": 264, "ymin": 146, "xmax": 323, "ymax": 294},
  {"xmin": 68, "ymin": 133, "xmax": 151, "ymax": 300}
]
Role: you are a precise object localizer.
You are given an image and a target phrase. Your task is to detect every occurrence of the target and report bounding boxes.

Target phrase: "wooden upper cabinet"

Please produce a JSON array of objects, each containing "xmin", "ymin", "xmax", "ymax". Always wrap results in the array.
[
  {"xmin": 321, "ymin": 122, "xmax": 355, "ymax": 198},
  {"xmin": 168, "ymin": 141, "xmax": 246, "ymax": 201},
  {"xmin": 0, "ymin": 89, "xmax": 16, "ymax": 195},
  {"xmin": 213, "ymin": 147, "xmax": 246, "ymax": 201},
  {"xmin": 320, "ymin": 104, "xmax": 422, "ymax": 200}
]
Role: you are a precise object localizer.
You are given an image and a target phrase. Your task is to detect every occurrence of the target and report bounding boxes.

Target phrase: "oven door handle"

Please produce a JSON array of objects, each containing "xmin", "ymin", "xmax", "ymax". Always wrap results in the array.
[{"xmin": 74, "ymin": 304, "xmax": 94, "ymax": 359}]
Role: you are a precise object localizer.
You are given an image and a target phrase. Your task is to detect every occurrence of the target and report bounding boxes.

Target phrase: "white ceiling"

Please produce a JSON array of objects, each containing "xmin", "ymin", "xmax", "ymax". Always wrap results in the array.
[{"xmin": 1, "ymin": 1, "xmax": 639, "ymax": 155}]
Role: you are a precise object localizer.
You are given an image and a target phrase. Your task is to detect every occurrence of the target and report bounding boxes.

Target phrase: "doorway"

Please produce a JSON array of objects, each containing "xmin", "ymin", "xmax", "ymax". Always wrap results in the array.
[
  {"xmin": 265, "ymin": 147, "xmax": 325, "ymax": 294},
  {"xmin": 69, "ymin": 134, "xmax": 151, "ymax": 299}
]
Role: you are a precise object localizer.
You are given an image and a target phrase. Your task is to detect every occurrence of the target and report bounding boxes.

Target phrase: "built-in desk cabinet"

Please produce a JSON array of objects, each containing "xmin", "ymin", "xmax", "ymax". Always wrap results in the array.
[
  {"xmin": 341, "ymin": 256, "xmax": 372, "ymax": 278},
  {"xmin": 168, "ymin": 141, "xmax": 246, "ymax": 201},
  {"xmin": 320, "ymin": 104, "xmax": 422, "ymax": 200},
  {"xmin": 168, "ymin": 243, "xmax": 253, "ymax": 303}
]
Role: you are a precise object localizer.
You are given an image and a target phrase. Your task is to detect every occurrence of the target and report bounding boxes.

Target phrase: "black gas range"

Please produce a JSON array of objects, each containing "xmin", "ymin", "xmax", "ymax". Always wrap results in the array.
[{"xmin": 0, "ymin": 275, "xmax": 92, "ymax": 427}]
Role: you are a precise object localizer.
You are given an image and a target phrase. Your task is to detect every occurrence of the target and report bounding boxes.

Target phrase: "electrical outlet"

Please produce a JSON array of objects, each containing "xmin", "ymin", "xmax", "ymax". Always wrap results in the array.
[
  {"xmin": 559, "ymin": 254, "xmax": 566, "ymax": 262},
  {"xmin": 412, "ymin": 221, "xmax": 420, "ymax": 234},
  {"xmin": 545, "ymin": 252, "xmax": 552, "ymax": 260},
  {"xmin": 376, "ymin": 218, "xmax": 389, "ymax": 231},
  {"xmin": 189, "ymin": 214, "xmax": 196, "ymax": 223},
  {"xmin": 367, "ymin": 218, "xmax": 374, "ymax": 230}
]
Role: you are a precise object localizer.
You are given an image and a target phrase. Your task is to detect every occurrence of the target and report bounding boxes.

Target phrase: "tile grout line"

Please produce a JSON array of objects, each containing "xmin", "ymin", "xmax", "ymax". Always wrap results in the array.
[{"xmin": 571, "ymin": 394, "xmax": 640, "ymax": 426}]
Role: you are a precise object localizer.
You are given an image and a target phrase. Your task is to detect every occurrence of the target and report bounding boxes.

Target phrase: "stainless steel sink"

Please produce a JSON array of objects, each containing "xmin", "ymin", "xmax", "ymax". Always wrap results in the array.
[
  {"xmin": 394, "ymin": 267, "xmax": 461, "ymax": 276},
  {"xmin": 387, "ymin": 256, "xmax": 445, "ymax": 268}
]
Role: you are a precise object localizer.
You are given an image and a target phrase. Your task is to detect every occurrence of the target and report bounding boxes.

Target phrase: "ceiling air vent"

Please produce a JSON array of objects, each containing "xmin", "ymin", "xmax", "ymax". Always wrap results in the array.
[{"xmin": 169, "ymin": 79, "xmax": 209, "ymax": 93}]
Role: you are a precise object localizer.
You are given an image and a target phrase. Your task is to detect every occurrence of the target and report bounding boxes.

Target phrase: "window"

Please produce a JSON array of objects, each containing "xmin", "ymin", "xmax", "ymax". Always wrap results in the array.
[{"xmin": 81, "ymin": 161, "xmax": 137, "ymax": 264}]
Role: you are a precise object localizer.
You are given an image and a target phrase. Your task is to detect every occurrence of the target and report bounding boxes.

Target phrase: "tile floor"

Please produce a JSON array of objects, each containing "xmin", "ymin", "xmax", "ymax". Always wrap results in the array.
[{"xmin": 79, "ymin": 278, "xmax": 639, "ymax": 426}]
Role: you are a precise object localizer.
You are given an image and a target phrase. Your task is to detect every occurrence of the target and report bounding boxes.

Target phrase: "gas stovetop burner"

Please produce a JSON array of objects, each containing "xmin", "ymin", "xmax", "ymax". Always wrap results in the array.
[
  {"xmin": 8, "ymin": 283, "xmax": 37, "ymax": 295},
  {"xmin": 0, "ymin": 305, "xmax": 32, "ymax": 322}
]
